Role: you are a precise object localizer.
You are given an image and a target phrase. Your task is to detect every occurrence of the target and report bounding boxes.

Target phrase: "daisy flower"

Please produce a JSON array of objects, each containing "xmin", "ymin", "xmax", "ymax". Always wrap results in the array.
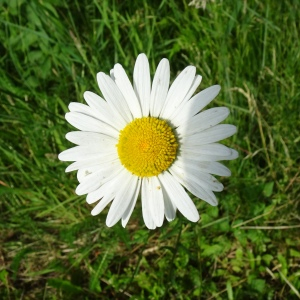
[{"xmin": 58, "ymin": 53, "xmax": 238, "ymax": 229}]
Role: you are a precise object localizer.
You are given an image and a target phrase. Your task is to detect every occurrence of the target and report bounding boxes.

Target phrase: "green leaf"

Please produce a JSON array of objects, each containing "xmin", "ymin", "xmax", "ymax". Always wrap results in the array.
[
  {"xmin": 262, "ymin": 254, "xmax": 273, "ymax": 265},
  {"xmin": 251, "ymin": 279, "xmax": 266, "ymax": 293},
  {"xmin": 290, "ymin": 249, "xmax": 300, "ymax": 258},
  {"xmin": 0, "ymin": 270, "xmax": 9, "ymax": 286},
  {"xmin": 263, "ymin": 182, "xmax": 274, "ymax": 197},
  {"xmin": 47, "ymin": 278, "xmax": 83, "ymax": 293},
  {"xmin": 202, "ymin": 244, "xmax": 223, "ymax": 257},
  {"xmin": 10, "ymin": 248, "xmax": 32, "ymax": 281},
  {"xmin": 226, "ymin": 280, "xmax": 234, "ymax": 300}
]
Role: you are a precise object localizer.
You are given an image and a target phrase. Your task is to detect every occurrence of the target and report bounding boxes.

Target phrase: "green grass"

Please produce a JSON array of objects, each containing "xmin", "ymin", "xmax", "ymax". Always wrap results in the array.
[{"xmin": 1, "ymin": 0, "xmax": 299, "ymax": 299}]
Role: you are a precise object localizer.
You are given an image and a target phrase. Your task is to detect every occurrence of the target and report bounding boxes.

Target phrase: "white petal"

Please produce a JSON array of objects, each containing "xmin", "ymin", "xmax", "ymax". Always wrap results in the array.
[
  {"xmin": 169, "ymin": 165, "xmax": 218, "ymax": 206},
  {"xmin": 177, "ymin": 107, "xmax": 230, "ymax": 136},
  {"xmin": 106, "ymin": 172, "xmax": 138, "ymax": 227},
  {"xmin": 86, "ymin": 165, "xmax": 123, "ymax": 204},
  {"xmin": 158, "ymin": 171, "xmax": 199, "ymax": 222},
  {"xmin": 91, "ymin": 192, "xmax": 115, "ymax": 216},
  {"xmin": 76, "ymin": 170, "xmax": 103, "ymax": 195},
  {"xmin": 178, "ymin": 148, "xmax": 239, "ymax": 162},
  {"xmin": 69, "ymin": 100, "xmax": 122, "ymax": 132},
  {"xmin": 68, "ymin": 102, "xmax": 93, "ymax": 115},
  {"xmin": 83, "ymin": 91, "xmax": 125, "ymax": 130},
  {"xmin": 77, "ymin": 165, "xmax": 101, "ymax": 182},
  {"xmin": 113, "ymin": 63, "xmax": 142, "ymax": 118},
  {"xmin": 181, "ymin": 74, "xmax": 202, "ymax": 104},
  {"xmin": 110, "ymin": 69, "xmax": 115, "ymax": 80},
  {"xmin": 121, "ymin": 177, "xmax": 142, "ymax": 227},
  {"xmin": 150, "ymin": 58, "xmax": 170, "ymax": 117},
  {"xmin": 147, "ymin": 176, "xmax": 164, "ymax": 227},
  {"xmin": 65, "ymin": 131, "xmax": 117, "ymax": 146},
  {"xmin": 180, "ymin": 124, "xmax": 237, "ymax": 144},
  {"xmin": 87, "ymin": 184, "xmax": 113, "ymax": 205},
  {"xmin": 65, "ymin": 112, "xmax": 119, "ymax": 138},
  {"xmin": 180, "ymin": 143, "xmax": 232, "ymax": 156},
  {"xmin": 76, "ymin": 160, "xmax": 122, "ymax": 183},
  {"xmin": 58, "ymin": 144, "xmax": 114, "ymax": 162},
  {"xmin": 134, "ymin": 53, "xmax": 151, "ymax": 116},
  {"xmin": 175, "ymin": 158, "xmax": 231, "ymax": 177},
  {"xmin": 170, "ymin": 75, "xmax": 202, "ymax": 126},
  {"xmin": 65, "ymin": 156, "xmax": 119, "ymax": 172},
  {"xmin": 97, "ymin": 72, "xmax": 133, "ymax": 123},
  {"xmin": 160, "ymin": 181, "xmax": 177, "ymax": 221},
  {"xmin": 169, "ymin": 163, "xmax": 224, "ymax": 192},
  {"xmin": 172, "ymin": 85, "xmax": 221, "ymax": 126},
  {"xmin": 141, "ymin": 178, "xmax": 156, "ymax": 229},
  {"xmin": 198, "ymin": 161, "xmax": 231, "ymax": 176},
  {"xmin": 76, "ymin": 163, "xmax": 121, "ymax": 195},
  {"xmin": 160, "ymin": 66, "xmax": 196, "ymax": 120}
]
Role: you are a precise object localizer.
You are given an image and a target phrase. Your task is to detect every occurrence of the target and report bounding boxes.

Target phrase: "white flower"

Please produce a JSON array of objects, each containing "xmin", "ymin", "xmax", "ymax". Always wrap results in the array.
[{"xmin": 58, "ymin": 53, "xmax": 238, "ymax": 229}]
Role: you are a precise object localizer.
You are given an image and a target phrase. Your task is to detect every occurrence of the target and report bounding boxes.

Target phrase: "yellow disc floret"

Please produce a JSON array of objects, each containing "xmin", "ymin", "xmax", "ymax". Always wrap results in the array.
[{"xmin": 117, "ymin": 117, "xmax": 178, "ymax": 177}]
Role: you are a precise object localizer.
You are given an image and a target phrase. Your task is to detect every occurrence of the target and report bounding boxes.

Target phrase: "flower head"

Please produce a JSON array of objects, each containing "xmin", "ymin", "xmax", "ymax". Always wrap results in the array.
[{"xmin": 58, "ymin": 54, "xmax": 238, "ymax": 229}]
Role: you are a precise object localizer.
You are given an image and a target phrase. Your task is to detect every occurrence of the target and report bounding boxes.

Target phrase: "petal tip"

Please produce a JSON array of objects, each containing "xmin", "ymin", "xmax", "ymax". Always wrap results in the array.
[
  {"xmin": 137, "ymin": 53, "xmax": 147, "ymax": 60},
  {"xmin": 190, "ymin": 212, "xmax": 200, "ymax": 222},
  {"xmin": 106, "ymin": 218, "xmax": 116, "ymax": 227},
  {"xmin": 83, "ymin": 91, "xmax": 93, "ymax": 99},
  {"xmin": 231, "ymin": 149, "xmax": 239, "ymax": 159},
  {"xmin": 230, "ymin": 125, "xmax": 238, "ymax": 136},
  {"xmin": 91, "ymin": 206, "xmax": 101, "ymax": 216},
  {"xmin": 96, "ymin": 72, "xmax": 105, "ymax": 82}
]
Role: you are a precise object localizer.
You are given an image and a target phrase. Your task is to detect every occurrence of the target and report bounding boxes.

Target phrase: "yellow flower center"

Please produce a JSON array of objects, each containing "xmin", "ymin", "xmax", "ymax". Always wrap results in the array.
[{"xmin": 117, "ymin": 117, "xmax": 178, "ymax": 177}]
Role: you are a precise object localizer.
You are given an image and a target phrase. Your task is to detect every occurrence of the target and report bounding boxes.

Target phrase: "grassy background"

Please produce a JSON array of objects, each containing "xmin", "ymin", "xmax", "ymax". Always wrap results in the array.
[{"xmin": 1, "ymin": 0, "xmax": 300, "ymax": 299}]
